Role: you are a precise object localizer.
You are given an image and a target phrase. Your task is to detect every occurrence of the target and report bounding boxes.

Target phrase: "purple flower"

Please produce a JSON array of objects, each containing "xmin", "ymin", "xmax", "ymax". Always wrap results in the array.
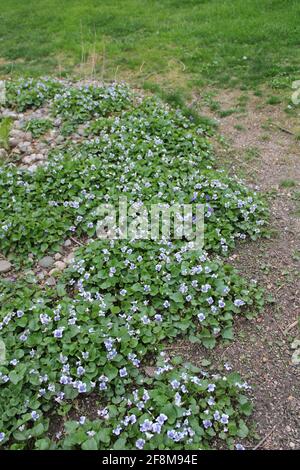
[
  {"xmin": 136, "ymin": 438, "xmax": 145, "ymax": 449},
  {"xmin": 207, "ymin": 383, "xmax": 216, "ymax": 392},
  {"xmin": 0, "ymin": 432, "xmax": 5, "ymax": 442},
  {"xmin": 167, "ymin": 429, "xmax": 177, "ymax": 440},
  {"xmin": 235, "ymin": 443, "xmax": 245, "ymax": 450},
  {"xmin": 77, "ymin": 366, "xmax": 85, "ymax": 376},
  {"xmin": 170, "ymin": 379, "xmax": 180, "ymax": 389},
  {"xmin": 152, "ymin": 422, "xmax": 162, "ymax": 434},
  {"xmin": 77, "ymin": 382, "xmax": 87, "ymax": 393},
  {"xmin": 203, "ymin": 419, "xmax": 212, "ymax": 429},
  {"xmin": 140, "ymin": 419, "xmax": 153, "ymax": 432},
  {"xmin": 157, "ymin": 414, "xmax": 168, "ymax": 425},
  {"xmin": 60, "ymin": 375, "xmax": 70, "ymax": 385},
  {"xmin": 53, "ymin": 327, "xmax": 64, "ymax": 338},
  {"xmin": 31, "ymin": 411, "xmax": 40, "ymax": 421},
  {"xmin": 197, "ymin": 312, "xmax": 206, "ymax": 322},
  {"xmin": 40, "ymin": 314, "xmax": 51, "ymax": 325},
  {"xmin": 113, "ymin": 425, "xmax": 122, "ymax": 436},
  {"xmin": 119, "ymin": 367, "xmax": 127, "ymax": 378},
  {"xmin": 221, "ymin": 413, "xmax": 229, "ymax": 424}
]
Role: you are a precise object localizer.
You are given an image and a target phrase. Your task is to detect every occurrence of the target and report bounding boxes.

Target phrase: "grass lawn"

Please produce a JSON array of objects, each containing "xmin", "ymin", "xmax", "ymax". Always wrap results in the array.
[
  {"xmin": 0, "ymin": 0, "xmax": 299, "ymax": 93},
  {"xmin": 0, "ymin": 0, "xmax": 300, "ymax": 452}
]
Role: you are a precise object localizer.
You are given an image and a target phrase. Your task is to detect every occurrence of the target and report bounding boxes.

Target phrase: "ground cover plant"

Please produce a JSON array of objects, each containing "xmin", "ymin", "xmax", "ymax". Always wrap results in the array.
[{"xmin": 0, "ymin": 78, "xmax": 268, "ymax": 449}]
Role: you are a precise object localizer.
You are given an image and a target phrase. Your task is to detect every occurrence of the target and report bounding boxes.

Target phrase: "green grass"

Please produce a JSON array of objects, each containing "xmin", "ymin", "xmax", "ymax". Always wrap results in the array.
[
  {"xmin": 280, "ymin": 178, "xmax": 297, "ymax": 188},
  {"xmin": 0, "ymin": 0, "xmax": 299, "ymax": 92},
  {"xmin": 0, "ymin": 117, "xmax": 12, "ymax": 149}
]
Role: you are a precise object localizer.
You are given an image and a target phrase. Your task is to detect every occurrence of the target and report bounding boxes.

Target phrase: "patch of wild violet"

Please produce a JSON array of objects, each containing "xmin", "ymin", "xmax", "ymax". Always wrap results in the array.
[{"xmin": 0, "ymin": 78, "xmax": 267, "ymax": 449}]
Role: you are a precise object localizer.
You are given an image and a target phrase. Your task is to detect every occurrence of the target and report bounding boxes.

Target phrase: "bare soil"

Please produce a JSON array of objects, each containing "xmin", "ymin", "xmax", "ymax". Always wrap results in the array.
[{"xmin": 187, "ymin": 89, "xmax": 300, "ymax": 449}]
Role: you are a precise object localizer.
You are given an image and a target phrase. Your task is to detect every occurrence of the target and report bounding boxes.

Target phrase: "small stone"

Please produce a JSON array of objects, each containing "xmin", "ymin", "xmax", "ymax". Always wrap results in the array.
[
  {"xmin": 38, "ymin": 256, "xmax": 55, "ymax": 269},
  {"xmin": 10, "ymin": 129, "xmax": 22, "ymax": 139},
  {"xmin": 46, "ymin": 276, "xmax": 56, "ymax": 287},
  {"xmin": 54, "ymin": 261, "xmax": 66, "ymax": 271},
  {"xmin": 289, "ymin": 442, "xmax": 295, "ymax": 449},
  {"xmin": 54, "ymin": 118, "xmax": 62, "ymax": 127},
  {"xmin": 65, "ymin": 252, "xmax": 75, "ymax": 265},
  {"xmin": 37, "ymin": 272, "xmax": 45, "ymax": 281},
  {"xmin": 28, "ymin": 164, "xmax": 38, "ymax": 172},
  {"xmin": 49, "ymin": 268, "xmax": 59, "ymax": 276},
  {"xmin": 19, "ymin": 142, "xmax": 31, "ymax": 153},
  {"xmin": 54, "ymin": 253, "xmax": 62, "ymax": 261},
  {"xmin": 23, "ymin": 155, "xmax": 36, "ymax": 164},
  {"xmin": 0, "ymin": 260, "xmax": 12, "ymax": 273},
  {"xmin": 14, "ymin": 120, "xmax": 23, "ymax": 129},
  {"xmin": 8, "ymin": 137, "xmax": 18, "ymax": 148},
  {"xmin": 0, "ymin": 148, "xmax": 8, "ymax": 159},
  {"xmin": 1, "ymin": 110, "xmax": 18, "ymax": 119},
  {"xmin": 64, "ymin": 239, "xmax": 72, "ymax": 247},
  {"xmin": 24, "ymin": 131, "xmax": 32, "ymax": 141},
  {"xmin": 144, "ymin": 366, "xmax": 156, "ymax": 377},
  {"xmin": 77, "ymin": 126, "xmax": 86, "ymax": 136}
]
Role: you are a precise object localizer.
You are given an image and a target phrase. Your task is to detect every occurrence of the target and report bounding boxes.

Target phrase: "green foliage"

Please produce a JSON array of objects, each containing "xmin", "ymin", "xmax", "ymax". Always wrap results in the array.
[
  {"xmin": 24, "ymin": 118, "xmax": 53, "ymax": 138},
  {"xmin": 5, "ymin": 78, "xmax": 64, "ymax": 111},
  {"xmin": 0, "ymin": 82, "xmax": 268, "ymax": 262},
  {"xmin": 0, "ymin": 78, "xmax": 266, "ymax": 450},
  {"xmin": 0, "ymin": 117, "xmax": 12, "ymax": 150},
  {"xmin": 57, "ymin": 360, "xmax": 252, "ymax": 450}
]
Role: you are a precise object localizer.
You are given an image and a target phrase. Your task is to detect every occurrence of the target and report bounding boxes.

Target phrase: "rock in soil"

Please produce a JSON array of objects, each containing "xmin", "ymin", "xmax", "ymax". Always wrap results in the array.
[
  {"xmin": 0, "ymin": 149, "xmax": 8, "ymax": 159},
  {"xmin": 38, "ymin": 256, "xmax": 55, "ymax": 269},
  {"xmin": 0, "ymin": 260, "xmax": 12, "ymax": 273}
]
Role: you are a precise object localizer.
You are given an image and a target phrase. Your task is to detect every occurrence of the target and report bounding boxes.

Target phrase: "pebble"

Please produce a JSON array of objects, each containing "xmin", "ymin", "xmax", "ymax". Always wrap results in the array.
[
  {"xmin": 38, "ymin": 256, "xmax": 55, "ymax": 269},
  {"xmin": 24, "ymin": 131, "xmax": 32, "ymax": 141},
  {"xmin": 54, "ymin": 261, "xmax": 66, "ymax": 271},
  {"xmin": 56, "ymin": 135, "xmax": 64, "ymax": 144},
  {"xmin": 10, "ymin": 129, "xmax": 23, "ymax": 138},
  {"xmin": 77, "ymin": 126, "xmax": 86, "ymax": 136},
  {"xmin": 14, "ymin": 120, "xmax": 23, "ymax": 129},
  {"xmin": 28, "ymin": 164, "xmax": 38, "ymax": 172},
  {"xmin": 46, "ymin": 276, "xmax": 56, "ymax": 286},
  {"xmin": 54, "ymin": 253, "xmax": 62, "ymax": 261},
  {"xmin": 1, "ymin": 110, "xmax": 18, "ymax": 119},
  {"xmin": 0, "ymin": 260, "xmax": 12, "ymax": 273},
  {"xmin": 23, "ymin": 155, "xmax": 36, "ymax": 164},
  {"xmin": 18, "ymin": 142, "xmax": 31, "ymax": 153},
  {"xmin": 0, "ymin": 149, "xmax": 8, "ymax": 159},
  {"xmin": 49, "ymin": 268, "xmax": 59, "ymax": 276},
  {"xmin": 64, "ymin": 252, "xmax": 75, "ymax": 265},
  {"xmin": 8, "ymin": 137, "xmax": 18, "ymax": 148},
  {"xmin": 64, "ymin": 239, "xmax": 72, "ymax": 247},
  {"xmin": 54, "ymin": 118, "xmax": 62, "ymax": 127}
]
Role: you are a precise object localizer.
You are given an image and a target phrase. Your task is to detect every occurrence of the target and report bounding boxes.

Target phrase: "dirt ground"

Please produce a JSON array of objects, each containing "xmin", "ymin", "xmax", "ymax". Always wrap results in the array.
[{"xmin": 186, "ymin": 90, "xmax": 300, "ymax": 449}]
